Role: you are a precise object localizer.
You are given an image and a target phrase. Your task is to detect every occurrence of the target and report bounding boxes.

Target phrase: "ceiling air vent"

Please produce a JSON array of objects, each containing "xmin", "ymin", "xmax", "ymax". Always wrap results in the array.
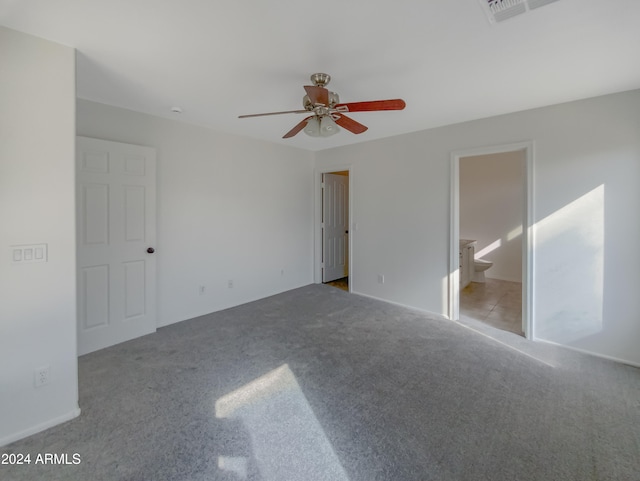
[{"xmin": 480, "ymin": 0, "xmax": 560, "ymax": 23}]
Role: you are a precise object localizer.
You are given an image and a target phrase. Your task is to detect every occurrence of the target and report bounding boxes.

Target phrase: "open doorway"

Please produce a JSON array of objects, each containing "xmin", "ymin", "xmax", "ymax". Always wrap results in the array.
[
  {"xmin": 450, "ymin": 142, "xmax": 534, "ymax": 338},
  {"xmin": 459, "ymin": 151, "xmax": 524, "ymax": 336},
  {"xmin": 315, "ymin": 169, "xmax": 350, "ymax": 292}
]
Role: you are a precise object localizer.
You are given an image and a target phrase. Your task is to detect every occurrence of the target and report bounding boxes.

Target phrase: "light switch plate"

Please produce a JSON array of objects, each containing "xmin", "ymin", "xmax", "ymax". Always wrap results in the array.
[{"xmin": 11, "ymin": 244, "xmax": 48, "ymax": 264}]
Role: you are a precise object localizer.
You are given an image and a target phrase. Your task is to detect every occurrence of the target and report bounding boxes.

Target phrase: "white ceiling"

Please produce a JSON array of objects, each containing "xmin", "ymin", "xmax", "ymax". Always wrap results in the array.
[{"xmin": 2, "ymin": 0, "xmax": 639, "ymax": 151}]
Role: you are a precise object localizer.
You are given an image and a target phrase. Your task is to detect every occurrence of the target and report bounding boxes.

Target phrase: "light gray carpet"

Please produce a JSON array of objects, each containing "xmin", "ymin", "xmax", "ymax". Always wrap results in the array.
[{"xmin": 2, "ymin": 284, "xmax": 639, "ymax": 481}]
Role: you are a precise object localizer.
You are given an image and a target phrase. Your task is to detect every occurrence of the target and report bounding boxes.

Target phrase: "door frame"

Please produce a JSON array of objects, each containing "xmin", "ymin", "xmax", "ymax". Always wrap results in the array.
[
  {"xmin": 314, "ymin": 166, "xmax": 353, "ymax": 291},
  {"xmin": 449, "ymin": 141, "xmax": 535, "ymax": 339}
]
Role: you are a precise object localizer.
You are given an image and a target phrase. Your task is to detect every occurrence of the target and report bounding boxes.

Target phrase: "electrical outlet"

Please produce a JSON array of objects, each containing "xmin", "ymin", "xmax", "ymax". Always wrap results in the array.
[
  {"xmin": 34, "ymin": 366, "xmax": 50, "ymax": 388},
  {"xmin": 227, "ymin": 279, "xmax": 234, "ymax": 289},
  {"xmin": 280, "ymin": 269, "xmax": 285, "ymax": 276},
  {"xmin": 199, "ymin": 285, "xmax": 206, "ymax": 295},
  {"xmin": 378, "ymin": 274, "xmax": 385, "ymax": 284}
]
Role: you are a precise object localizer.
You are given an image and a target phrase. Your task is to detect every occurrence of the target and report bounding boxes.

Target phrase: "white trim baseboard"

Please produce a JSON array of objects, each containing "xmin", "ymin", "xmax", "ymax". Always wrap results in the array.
[
  {"xmin": 351, "ymin": 290, "xmax": 448, "ymax": 321},
  {"xmin": 0, "ymin": 407, "xmax": 81, "ymax": 448},
  {"xmin": 535, "ymin": 339, "xmax": 640, "ymax": 369}
]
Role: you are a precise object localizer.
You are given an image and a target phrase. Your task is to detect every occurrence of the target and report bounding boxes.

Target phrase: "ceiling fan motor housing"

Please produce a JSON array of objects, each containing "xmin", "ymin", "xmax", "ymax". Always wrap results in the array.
[{"xmin": 303, "ymin": 91, "xmax": 340, "ymax": 110}]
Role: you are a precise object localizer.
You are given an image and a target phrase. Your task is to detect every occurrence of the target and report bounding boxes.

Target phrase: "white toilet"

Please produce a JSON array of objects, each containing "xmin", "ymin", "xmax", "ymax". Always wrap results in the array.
[{"xmin": 472, "ymin": 259, "xmax": 493, "ymax": 283}]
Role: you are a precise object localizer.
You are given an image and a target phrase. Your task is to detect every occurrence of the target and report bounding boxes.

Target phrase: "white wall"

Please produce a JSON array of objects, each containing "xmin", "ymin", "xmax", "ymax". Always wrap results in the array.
[
  {"xmin": 316, "ymin": 89, "xmax": 640, "ymax": 366},
  {"xmin": 77, "ymin": 100, "xmax": 314, "ymax": 327},
  {"xmin": 460, "ymin": 151, "xmax": 524, "ymax": 282},
  {"xmin": 0, "ymin": 27, "xmax": 79, "ymax": 445}
]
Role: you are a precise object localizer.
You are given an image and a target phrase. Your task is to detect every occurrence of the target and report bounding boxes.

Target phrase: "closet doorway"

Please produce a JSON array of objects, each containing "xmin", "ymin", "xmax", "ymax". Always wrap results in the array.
[{"xmin": 315, "ymin": 169, "xmax": 351, "ymax": 292}]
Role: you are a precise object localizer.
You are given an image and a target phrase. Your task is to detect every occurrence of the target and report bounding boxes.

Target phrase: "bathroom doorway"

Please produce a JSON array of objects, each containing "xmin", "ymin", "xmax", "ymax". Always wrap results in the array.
[{"xmin": 449, "ymin": 142, "xmax": 534, "ymax": 338}]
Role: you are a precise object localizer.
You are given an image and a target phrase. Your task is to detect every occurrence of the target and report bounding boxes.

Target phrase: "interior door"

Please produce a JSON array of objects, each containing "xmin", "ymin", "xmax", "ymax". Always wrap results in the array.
[
  {"xmin": 322, "ymin": 173, "xmax": 349, "ymax": 282},
  {"xmin": 76, "ymin": 137, "xmax": 157, "ymax": 355}
]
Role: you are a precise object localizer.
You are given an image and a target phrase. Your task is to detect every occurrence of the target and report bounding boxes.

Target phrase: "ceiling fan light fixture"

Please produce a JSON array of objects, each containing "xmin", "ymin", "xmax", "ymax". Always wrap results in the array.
[
  {"xmin": 320, "ymin": 115, "xmax": 340, "ymax": 137},
  {"xmin": 304, "ymin": 117, "xmax": 321, "ymax": 137}
]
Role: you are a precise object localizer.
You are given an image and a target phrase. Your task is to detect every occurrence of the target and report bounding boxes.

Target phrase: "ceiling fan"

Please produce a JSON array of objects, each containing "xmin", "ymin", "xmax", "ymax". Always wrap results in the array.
[{"xmin": 238, "ymin": 73, "xmax": 406, "ymax": 139}]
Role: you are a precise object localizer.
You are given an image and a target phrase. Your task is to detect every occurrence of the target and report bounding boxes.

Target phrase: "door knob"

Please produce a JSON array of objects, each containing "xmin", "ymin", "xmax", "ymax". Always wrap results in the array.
[
  {"xmin": 345, "ymin": 230, "xmax": 349, "ymax": 234},
  {"xmin": 147, "ymin": 247, "xmax": 155, "ymax": 254}
]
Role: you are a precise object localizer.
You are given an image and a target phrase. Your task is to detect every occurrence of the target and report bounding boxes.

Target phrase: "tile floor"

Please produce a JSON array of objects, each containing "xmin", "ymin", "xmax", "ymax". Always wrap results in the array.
[{"xmin": 460, "ymin": 278, "xmax": 523, "ymax": 336}]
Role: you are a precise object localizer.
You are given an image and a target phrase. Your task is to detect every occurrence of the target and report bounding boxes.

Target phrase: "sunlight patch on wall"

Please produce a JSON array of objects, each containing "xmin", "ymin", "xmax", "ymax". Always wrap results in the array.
[
  {"xmin": 475, "ymin": 239, "xmax": 502, "ymax": 258},
  {"xmin": 535, "ymin": 185, "xmax": 604, "ymax": 343},
  {"xmin": 215, "ymin": 364, "xmax": 350, "ymax": 481},
  {"xmin": 507, "ymin": 225, "xmax": 523, "ymax": 241}
]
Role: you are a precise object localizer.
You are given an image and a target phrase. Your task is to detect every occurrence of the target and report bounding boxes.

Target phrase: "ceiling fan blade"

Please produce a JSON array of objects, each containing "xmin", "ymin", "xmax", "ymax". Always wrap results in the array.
[
  {"xmin": 304, "ymin": 85, "xmax": 329, "ymax": 106},
  {"xmin": 333, "ymin": 114, "xmax": 368, "ymax": 134},
  {"xmin": 239, "ymin": 109, "xmax": 309, "ymax": 118},
  {"xmin": 335, "ymin": 99, "xmax": 406, "ymax": 112},
  {"xmin": 283, "ymin": 116, "xmax": 313, "ymax": 138}
]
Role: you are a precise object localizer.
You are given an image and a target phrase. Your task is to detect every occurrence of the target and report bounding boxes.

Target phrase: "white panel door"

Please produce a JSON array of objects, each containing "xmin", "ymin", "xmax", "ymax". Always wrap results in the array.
[
  {"xmin": 77, "ymin": 137, "xmax": 157, "ymax": 355},
  {"xmin": 323, "ymin": 173, "xmax": 349, "ymax": 283}
]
